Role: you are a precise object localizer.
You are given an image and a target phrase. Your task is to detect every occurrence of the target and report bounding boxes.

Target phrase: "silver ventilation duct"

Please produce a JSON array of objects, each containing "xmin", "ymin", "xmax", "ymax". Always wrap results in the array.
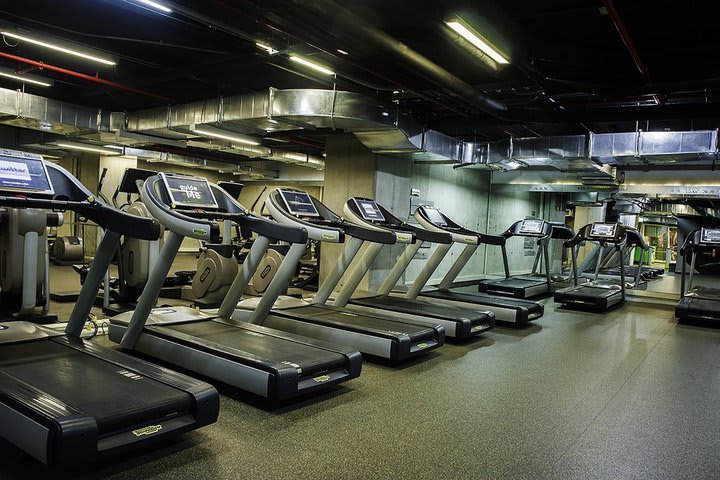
[
  {"xmin": 590, "ymin": 130, "xmax": 718, "ymax": 165},
  {"xmin": 459, "ymin": 135, "xmax": 616, "ymax": 178},
  {"xmin": 124, "ymin": 88, "xmax": 405, "ymax": 138},
  {"xmin": 0, "ymin": 88, "xmax": 106, "ymax": 135},
  {"xmin": 125, "ymin": 147, "xmax": 279, "ymax": 179}
]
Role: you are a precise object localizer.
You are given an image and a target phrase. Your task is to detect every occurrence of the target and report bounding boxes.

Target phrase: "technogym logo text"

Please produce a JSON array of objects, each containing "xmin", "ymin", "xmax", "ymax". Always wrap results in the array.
[{"xmin": 132, "ymin": 425, "xmax": 162, "ymax": 437}]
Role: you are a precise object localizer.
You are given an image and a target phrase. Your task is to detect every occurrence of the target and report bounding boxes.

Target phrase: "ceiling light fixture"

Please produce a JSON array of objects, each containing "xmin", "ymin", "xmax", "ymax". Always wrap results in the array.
[
  {"xmin": 337, "ymin": 49, "xmax": 349, "ymax": 55},
  {"xmin": 0, "ymin": 31, "xmax": 117, "ymax": 66},
  {"xmin": 135, "ymin": 0, "xmax": 172, "ymax": 13},
  {"xmin": 192, "ymin": 126, "xmax": 261, "ymax": 146},
  {"xmin": 289, "ymin": 55, "xmax": 335, "ymax": 75},
  {"xmin": 256, "ymin": 42, "xmax": 279, "ymax": 55},
  {"xmin": 0, "ymin": 71, "xmax": 52, "ymax": 87},
  {"xmin": 445, "ymin": 20, "xmax": 509, "ymax": 64},
  {"xmin": 57, "ymin": 142, "xmax": 123, "ymax": 155}
]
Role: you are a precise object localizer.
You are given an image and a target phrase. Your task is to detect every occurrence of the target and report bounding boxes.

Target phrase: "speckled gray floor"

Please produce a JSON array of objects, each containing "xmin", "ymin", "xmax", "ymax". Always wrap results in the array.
[{"xmin": 2, "ymin": 269, "xmax": 720, "ymax": 479}]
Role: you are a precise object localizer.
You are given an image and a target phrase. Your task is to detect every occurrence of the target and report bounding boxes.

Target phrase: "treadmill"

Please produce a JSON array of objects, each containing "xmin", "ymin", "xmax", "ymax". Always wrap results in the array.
[
  {"xmin": 594, "ymin": 227, "xmax": 653, "ymax": 286},
  {"xmin": 582, "ymin": 227, "xmax": 651, "ymax": 289},
  {"xmin": 554, "ymin": 222, "xmax": 628, "ymax": 311},
  {"xmin": 411, "ymin": 205, "xmax": 544, "ymax": 325},
  {"xmin": 110, "ymin": 173, "xmax": 362, "ymax": 401},
  {"xmin": 233, "ymin": 188, "xmax": 444, "ymax": 361},
  {"xmin": 516, "ymin": 222, "xmax": 579, "ymax": 287},
  {"xmin": 675, "ymin": 226, "xmax": 720, "ymax": 323},
  {"xmin": 477, "ymin": 219, "xmax": 554, "ymax": 298},
  {"xmin": 0, "ymin": 150, "xmax": 218, "ymax": 465},
  {"xmin": 334, "ymin": 196, "xmax": 494, "ymax": 339}
]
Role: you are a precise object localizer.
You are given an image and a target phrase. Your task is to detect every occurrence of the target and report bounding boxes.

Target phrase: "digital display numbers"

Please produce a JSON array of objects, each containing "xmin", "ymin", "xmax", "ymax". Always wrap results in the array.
[
  {"xmin": 160, "ymin": 173, "xmax": 218, "ymax": 209},
  {"xmin": 0, "ymin": 155, "xmax": 53, "ymax": 194},
  {"xmin": 590, "ymin": 223, "xmax": 618, "ymax": 238},
  {"xmin": 700, "ymin": 228, "xmax": 720, "ymax": 245},
  {"xmin": 279, "ymin": 189, "xmax": 320, "ymax": 217},
  {"xmin": 353, "ymin": 198, "xmax": 385, "ymax": 222},
  {"xmin": 519, "ymin": 219, "xmax": 545, "ymax": 234}
]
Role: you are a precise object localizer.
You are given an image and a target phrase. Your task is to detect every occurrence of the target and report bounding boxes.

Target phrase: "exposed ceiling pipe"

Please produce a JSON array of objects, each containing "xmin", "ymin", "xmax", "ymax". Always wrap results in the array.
[
  {"xmin": 0, "ymin": 51, "xmax": 175, "ymax": 103},
  {"xmin": 292, "ymin": 0, "xmax": 507, "ymax": 116},
  {"xmin": 601, "ymin": 0, "xmax": 661, "ymax": 105}
]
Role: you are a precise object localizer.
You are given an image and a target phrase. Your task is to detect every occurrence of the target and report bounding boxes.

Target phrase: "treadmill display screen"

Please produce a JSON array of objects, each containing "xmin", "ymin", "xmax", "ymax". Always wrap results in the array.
[
  {"xmin": 519, "ymin": 219, "xmax": 545, "ymax": 234},
  {"xmin": 423, "ymin": 207, "xmax": 447, "ymax": 226},
  {"xmin": 160, "ymin": 173, "xmax": 218, "ymax": 209},
  {"xmin": 279, "ymin": 189, "xmax": 319, "ymax": 217},
  {"xmin": 0, "ymin": 154, "xmax": 53, "ymax": 195},
  {"xmin": 353, "ymin": 198, "xmax": 385, "ymax": 222},
  {"xmin": 700, "ymin": 228, "xmax": 720, "ymax": 245},
  {"xmin": 590, "ymin": 223, "xmax": 617, "ymax": 238}
]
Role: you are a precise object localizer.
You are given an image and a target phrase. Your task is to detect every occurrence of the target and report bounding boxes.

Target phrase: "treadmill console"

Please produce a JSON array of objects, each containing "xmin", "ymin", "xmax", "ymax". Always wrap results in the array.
[
  {"xmin": 160, "ymin": 173, "xmax": 218, "ymax": 210},
  {"xmin": 279, "ymin": 189, "xmax": 320, "ymax": 217},
  {"xmin": 353, "ymin": 198, "xmax": 385, "ymax": 222},
  {"xmin": 422, "ymin": 206, "xmax": 447, "ymax": 227},
  {"xmin": 700, "ymin": 228, "xmax": 720, "ymax": 245},
  {"xmin": 519, "ymin": 219, "xmax": 545, "ymax": 235},
  {"xmin": 590, "ymin": 222, "xmax": 618, "ymax": 239},
  {"xmin": 0, "ymin": 150, "xmax": 53, "ymax": 195},
  {"xmin": 118, "ymin": 168, "xmax": 156, "ymax": 195}
]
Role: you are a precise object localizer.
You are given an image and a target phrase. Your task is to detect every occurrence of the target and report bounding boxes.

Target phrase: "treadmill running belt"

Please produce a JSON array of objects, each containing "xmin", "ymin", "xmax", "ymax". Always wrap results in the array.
[
  {"xmin": 160, "ymin": 320, "xmax": 344, "ymax": 375},
  {"xmin": 566, "ymin": 286, "xmax": 621, "ymax": 299},
  {"xmin": 351, "ymin": 296, "xmax": 486, "ymax": 321},
  {"xmin": 687, "ymin": 286, "xmax": 720, "ymax": 300},
  {"xmin": 420, "ymin": 289, "xmax": 544, "ymax": 311},
  {"xmin": 0, "ymin": 340, "xmax": 192, "ymax": 434},
  {"xmin": 279, "ymin": 305, "xmax": 432, "ymax": 340},
  {"xmin": 481, "ymin": 278, "xmax": 544, "ymax": 289}
]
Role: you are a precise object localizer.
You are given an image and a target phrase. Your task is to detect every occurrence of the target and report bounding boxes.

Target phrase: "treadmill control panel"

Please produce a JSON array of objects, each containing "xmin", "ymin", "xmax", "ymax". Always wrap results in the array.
[
  {"xmin": 590, "ymin": 222, "xmax": 618, "ymax": 239},
  {"xmin": 700, "ymin": 228, "xmax": 720, "ymax": 245},
  {"xmin": 0, "ymin": 151, "xmax": 54, "ymax": 195},
  {"xmin": 353, "ymin": 198, "xmax": 385, "ymax": 222},
  {"xmin": 160, "ymin": 173, "xmax": 218, "ymax": 209},
  {"xmin": 279, "ymin": 189, "xmax": 320, "ymax": 217},
  {"xmin": 422, "ymin": 206, "xmax": 447, "ymax": 226},
  {"xmin": 519, "ymin": 219, "xmax": 545, "ymax": 235}
]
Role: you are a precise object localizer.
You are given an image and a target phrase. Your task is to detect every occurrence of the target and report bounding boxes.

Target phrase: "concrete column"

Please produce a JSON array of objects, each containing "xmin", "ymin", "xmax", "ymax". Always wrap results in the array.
[{"xmin": 321, "ymin": 134, "xmax": 376, "ymax": 292}]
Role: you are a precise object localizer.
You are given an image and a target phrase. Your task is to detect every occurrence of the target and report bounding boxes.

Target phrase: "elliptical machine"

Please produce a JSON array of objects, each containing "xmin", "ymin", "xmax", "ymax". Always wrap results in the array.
[
  {"xmin": 0, "ymin": 204, "xmax": 62, "ymax": 322},
  {"xmin": 178, "ymin": 181, "xmax": 242, "ymax": 308}
]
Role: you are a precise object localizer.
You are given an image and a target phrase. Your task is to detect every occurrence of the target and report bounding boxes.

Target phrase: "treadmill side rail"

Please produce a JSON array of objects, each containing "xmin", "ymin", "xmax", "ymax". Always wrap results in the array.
[{"xmin": 0, "ymin": 369, "xmax": 95, "ymax": 464}]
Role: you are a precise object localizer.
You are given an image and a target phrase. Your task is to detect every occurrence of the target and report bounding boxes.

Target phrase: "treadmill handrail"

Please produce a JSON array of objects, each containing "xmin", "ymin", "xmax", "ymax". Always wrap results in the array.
[
  {"xmin": 414, "ymin": 206, "xmax": 505, "ymax": 246},
  {"xmin": 141, "ymin": 177, "xmax": 218, "ymax": 241},
  {"xmin": 624, "ymin": 227, "xmax": 650, "ymax": 250},
  {"xmin": 0, "ymin": 195, "xmax": 161, "ymax": 240},
  {"xmin": 267, "ymin": 189, "xmax": 394, "ymax": 244},
  {"xmin": 501, "ymin": 219, "xmax": 553, "ymax": 241},
  {"xmin": 345, "ymin": 197, "xmax": 452, "ymax": 244}
]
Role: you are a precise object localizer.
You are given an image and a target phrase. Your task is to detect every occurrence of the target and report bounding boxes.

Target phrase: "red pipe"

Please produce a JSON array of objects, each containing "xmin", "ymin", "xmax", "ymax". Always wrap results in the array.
[
  {"xmin": 602, "ymin": 0, "xmax": 649, "ymax": 80},
  {"xmin": 0, "ymin": 51, "xmax": 175, "ymax": 103}
]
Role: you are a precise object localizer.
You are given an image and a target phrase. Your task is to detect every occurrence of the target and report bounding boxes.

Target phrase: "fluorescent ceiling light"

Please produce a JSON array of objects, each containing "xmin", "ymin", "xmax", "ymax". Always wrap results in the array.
[
  {"xmin": 0, "ymin": 71, "xmax": 51, "ymax": 87},
  {"xmin": 337, "ymin": 49, "xmax": 349, "ymax": 55},
  {"xmin": 192, "ymin": 126, "xmax": 261, "ymax": 146},
  {"xmin": 57, "ymin": 143, "xmax": 123, "ymax": 155},
  {"xmin": 0, "ymin": 31, "xmax": 117, "ymax": 66},
  {"xmin": 256, "ymin": 42, "xmax": 279, "ymax": 55},
  {"xmin": 263, "ymin": 137, "xmax": 289, "ymax": 143},
  {"xmin": 445, "ymin": 21, "xmax": 509, "ymax": 64},
  {"xmin": 289, "ymin": 55, "xmax": 334, "ymax": 75},
  {"xmin": 135, "ymin": 0, "xmax": 172, "ymax": 13}
]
